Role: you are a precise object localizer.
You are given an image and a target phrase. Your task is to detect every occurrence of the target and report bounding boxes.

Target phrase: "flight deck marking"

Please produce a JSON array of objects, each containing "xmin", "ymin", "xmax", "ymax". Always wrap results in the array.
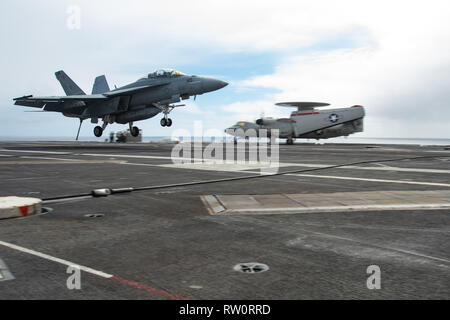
[
  {"xmin": 0, "ymin": 154, "xmax": 124, "ymax": 165},
  {"xmin": 290, "ymin": 173, "xmax": 450, "ymax": 187},
  {"xmin": 20, "ymin": 156, "xmax": 90, "ymax": 162},
  {"xmin": 241, "ymin": 170, "xmax": 450, "ymax": 187},
  {"xmin": 118, "ymin": 161, "xmax": 164, "ymax": 168},
  {"xmin": 0, "ymin": 240, "xmax": 187, "ymax": 300},
  {"xmin": 0, "ymin": 258, "xmax": 15, "ymax": 281},
  {"xmin": 2, "ymin": 149, "xmax": 450, "ymax": 174},
  {"xmin": 0, "ymin": 150, "xmax": 70, "ymax": 155},
  {"xmin": 294, "ymin": 228, "xmax": 450, "ymax": 266}
]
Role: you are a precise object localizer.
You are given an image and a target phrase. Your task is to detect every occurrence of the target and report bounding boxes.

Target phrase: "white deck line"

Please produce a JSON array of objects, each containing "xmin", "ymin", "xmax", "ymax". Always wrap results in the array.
[
  {"xmin": 2, "ymin": 149, "xmax": 449, "ymax": 174},
  {"xmin": 290, "ymin": 173, "xmax": 450, "ymax": 187},
  {"xmin": 0, "ymin": 240, "xmax": 113, "ymax": 278}
]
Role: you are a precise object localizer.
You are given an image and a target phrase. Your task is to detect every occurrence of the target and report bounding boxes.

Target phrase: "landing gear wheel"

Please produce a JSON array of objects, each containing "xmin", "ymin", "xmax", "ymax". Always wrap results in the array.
[
  {"xmin": 166, "ymin": 118, "xmax": 172, "ymax": 127},
  {"xmin": 131, "ymin": 126, "xmax": 139, "ymax": 137},
  {"xmin": 94, "ymin": 126, "xmax": 103, "ymax": 137},
  {"xmin": 160, "ymin": 118, "xmax": 167, "ymax": 127}
]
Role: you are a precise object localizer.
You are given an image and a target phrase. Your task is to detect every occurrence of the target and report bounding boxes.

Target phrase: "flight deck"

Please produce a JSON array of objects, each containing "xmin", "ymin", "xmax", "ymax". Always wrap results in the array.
[{"xmin": 0, "ymin": 141, "xmax": 449, "ymax": 299}]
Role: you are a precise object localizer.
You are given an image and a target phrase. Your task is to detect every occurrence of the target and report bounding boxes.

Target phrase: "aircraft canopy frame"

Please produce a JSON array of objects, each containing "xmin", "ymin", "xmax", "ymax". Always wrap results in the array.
[{"xmin": 148, "ymin": 69, "xmax": 187, "ymax": 78}]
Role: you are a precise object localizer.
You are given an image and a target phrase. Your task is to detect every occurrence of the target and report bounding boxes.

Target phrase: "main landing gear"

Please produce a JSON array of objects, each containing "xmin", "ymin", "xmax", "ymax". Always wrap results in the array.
[
  {"xmin": 94, "ymin": 122, "xmax": 139, "ymax": 138},
  {"xmin": 286, "ymin": 137, "xmax": 295, "ymax": 145},
  {"xmin": 129, "ymin": 122, "xmax": 140, "ymax": 137},
  {"xmin": 93, "ymin": 121, "xmax": 109, "ymax": 137},
  {"xmin": 93, "ymin": 126, "xmax": 103, "ymax": 137}
]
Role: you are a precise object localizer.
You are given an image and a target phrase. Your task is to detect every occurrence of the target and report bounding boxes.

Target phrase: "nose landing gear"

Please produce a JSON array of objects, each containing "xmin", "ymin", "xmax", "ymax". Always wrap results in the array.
[{"xmin": 155, "ymin": 104, "xmax": 177, "ymax": 127}]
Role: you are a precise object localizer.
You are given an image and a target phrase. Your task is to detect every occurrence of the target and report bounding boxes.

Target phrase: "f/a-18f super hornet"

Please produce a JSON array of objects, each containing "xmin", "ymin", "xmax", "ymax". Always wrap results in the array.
[
  {"xmin": 14, "ymin": 69, "xmax": 228, "ymax": 139},
  {"xmin": 226, "ymin": 102, "xmax": 365, "ymax": 144}
]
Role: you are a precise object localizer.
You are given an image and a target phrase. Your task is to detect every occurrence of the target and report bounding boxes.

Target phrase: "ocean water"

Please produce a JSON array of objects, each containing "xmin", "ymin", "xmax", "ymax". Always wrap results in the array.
[{"xmin": 0, "ymin": 136, "xmax": 449, "ymax": 146}]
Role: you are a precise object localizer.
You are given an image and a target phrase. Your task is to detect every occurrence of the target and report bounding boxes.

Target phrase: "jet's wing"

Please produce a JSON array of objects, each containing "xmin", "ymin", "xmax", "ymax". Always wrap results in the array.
[
  {"xmin": 14, "ymin": 82, "xmax": 169, "ymax": 108},
  {"xmin": 104, "ymin": 82, "xmax": 169, "ymax": 97},
  {"xmin": 13, "ymin": 94, "xmax": 107, "ymax": 107}
]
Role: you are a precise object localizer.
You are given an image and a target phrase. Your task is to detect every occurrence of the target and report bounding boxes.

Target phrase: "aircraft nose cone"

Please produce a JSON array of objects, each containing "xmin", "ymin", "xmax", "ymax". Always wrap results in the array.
[
  {"xmin": 225, "ymin": 127, "xmax": 237, "ymax": 134},
  {"xmin": 217, "ymin": 80, "xmax": 228, "ymax": 89},
  {"xmin": 202, "ymin": 78, "xmax": 228, "ymax": 93}
]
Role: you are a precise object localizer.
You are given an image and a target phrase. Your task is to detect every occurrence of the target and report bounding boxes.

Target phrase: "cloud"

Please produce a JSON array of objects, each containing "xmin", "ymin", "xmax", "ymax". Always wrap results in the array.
[
  {"xmin": 228, "ymin": 1, "xmax": 450, "ymax": 138},
  {"xmin": 1, "ymin": 0, "xmax": 449, "ymax": 138},
  {"xmin": 219, "ymin": 100, "xmax": 285, "ymax": 122},
  {"xmin": 177, "ymin": 101, "xmax": 203, "ymax": 115}
]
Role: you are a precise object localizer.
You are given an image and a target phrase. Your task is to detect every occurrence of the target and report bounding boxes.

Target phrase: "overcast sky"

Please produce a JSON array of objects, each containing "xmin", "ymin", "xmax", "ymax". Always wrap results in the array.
[{"xmin": 1, "ymin": 0, "xmax": 449, "ymax": 139}]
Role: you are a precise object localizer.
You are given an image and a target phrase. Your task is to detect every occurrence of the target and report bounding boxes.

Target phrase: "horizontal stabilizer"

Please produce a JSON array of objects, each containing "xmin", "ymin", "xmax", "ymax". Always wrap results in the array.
[
  {"xmin": 92, "ymin": 75, "xmax": 110, "ymax": 94},
  {"xmin": 14, "ymin": 98, "xmax": 45, "ymax": 108},
  {"xmin": 13, "ymin": 94, "xmax": 106, "ymax": 106}
]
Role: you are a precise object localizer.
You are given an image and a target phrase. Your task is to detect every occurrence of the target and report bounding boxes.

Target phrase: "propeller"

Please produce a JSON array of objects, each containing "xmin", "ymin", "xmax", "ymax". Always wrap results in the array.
[
  {"xmin": 255, "ymin": 111, "xmax": 265, "ymax": 125},
  {"xmin": 76, "ymin": 118, "xmax": 83, "ymax": 141}
]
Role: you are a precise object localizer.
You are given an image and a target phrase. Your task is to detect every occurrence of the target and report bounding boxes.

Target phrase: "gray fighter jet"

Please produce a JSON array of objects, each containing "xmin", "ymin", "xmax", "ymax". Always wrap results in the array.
[
  {"xmin": 226, "ymin": 102, "xmax": 365, "ymax": 144},
  {"xmin": 14, "ymin": 69, "xmax": 227, "ymax": 139}
]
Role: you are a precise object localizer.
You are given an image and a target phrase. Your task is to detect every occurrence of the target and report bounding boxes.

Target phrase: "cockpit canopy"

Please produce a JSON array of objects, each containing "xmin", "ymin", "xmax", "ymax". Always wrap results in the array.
[
  {"xmin": 236, "ymin": 121, "xmax": 249, "ymax": 127},
  {"xmin": 230, "ymin": 121, "xmax": 260, "ymax": 129},
  {"xmin": 148, "ymin": 68, "xmax": 187, "ymax": 78}
]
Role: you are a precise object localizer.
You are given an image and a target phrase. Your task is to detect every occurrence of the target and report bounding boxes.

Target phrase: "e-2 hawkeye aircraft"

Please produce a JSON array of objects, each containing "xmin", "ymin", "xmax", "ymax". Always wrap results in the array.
[
  {"xmin": 13, "ymin": 68, "xmax": 228, "ymax": 139},
  {"xmin": 226, "ymin": 102, "xmax": 365, "ymax": 144}
]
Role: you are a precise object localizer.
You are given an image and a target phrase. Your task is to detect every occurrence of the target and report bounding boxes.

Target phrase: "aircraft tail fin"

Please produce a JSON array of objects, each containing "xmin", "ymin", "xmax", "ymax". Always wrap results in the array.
[
  {"xmin": 92, "ymin": 75, "xmax": 110, "ymax": 94},
  {"xmin": 55, "ymin": 70, "xmax": 85, "ymax": 96}
]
